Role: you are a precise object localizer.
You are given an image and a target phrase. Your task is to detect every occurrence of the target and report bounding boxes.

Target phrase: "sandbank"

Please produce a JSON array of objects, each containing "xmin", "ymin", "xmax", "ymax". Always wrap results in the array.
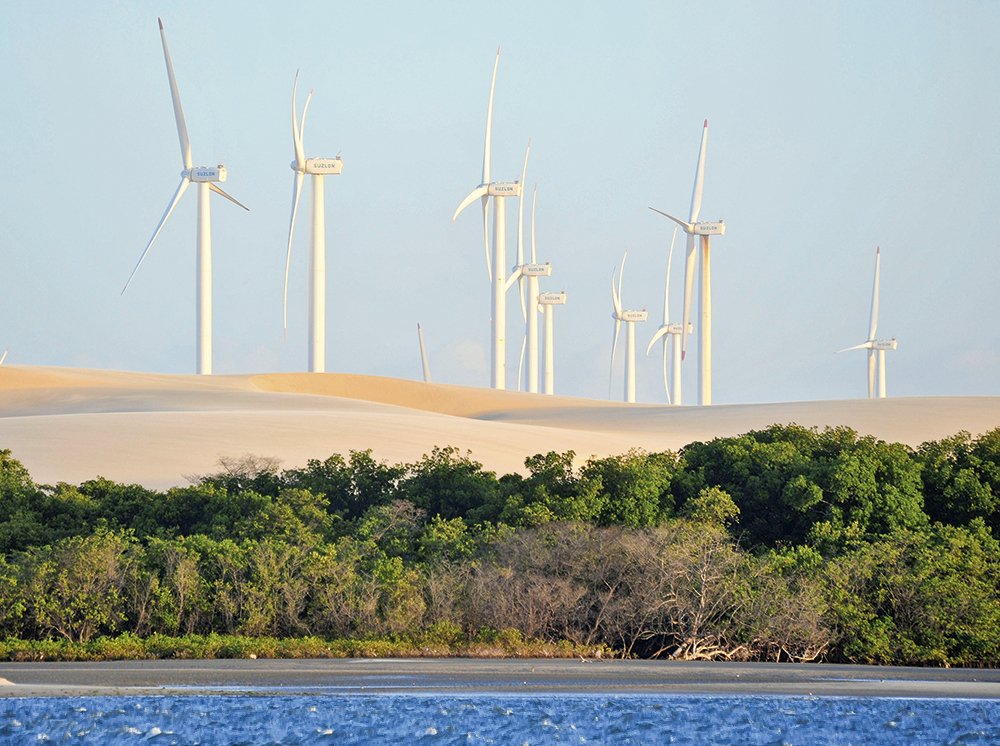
[{"xmin": 0, "ymin": 659, "xmax": 998, "ymax": 699}]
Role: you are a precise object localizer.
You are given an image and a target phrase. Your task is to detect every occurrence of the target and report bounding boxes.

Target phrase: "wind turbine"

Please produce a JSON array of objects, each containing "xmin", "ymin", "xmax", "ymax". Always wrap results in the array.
[
  {"xmin": 283, "ymin": 72, "xmax": 344, "ymax": 373},
  {"xmin": 417, "ymin": 323, "xmax": 431, "ymax": 383},
  {"xmin": 453, "ymin": 47, "xmax": 524, "ymax": 390},
  {"xmin": 514, "ymin": 186, "xmax": 552, "ymax": 393},
  {"xmin": 839, "ymin": 246, "xmax": 897, "ymax": 399},
  {"xmin": 646, "ymin": 226, "xmax": 691, "ymax": 405},
  {"xmin": 538, "ymin": 291, "xmax": 566, "ymax": 395},
  {"xmin": 122, "ymin": 18, "xmax": 249, "ymax": 376},
  {"xmin": 610, "ymin": 251, "xmax": 648, "ymax": 403},
  {"xmin": 649, "ymin": 119, "xmax": 725, "ymax": 405},
  {"xmin": 0, "ymin": 350, "xmax": 7, "ymax": 366}
]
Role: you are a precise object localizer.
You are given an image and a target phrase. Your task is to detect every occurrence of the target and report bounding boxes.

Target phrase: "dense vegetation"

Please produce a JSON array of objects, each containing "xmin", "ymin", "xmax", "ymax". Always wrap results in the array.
[{"xmin": 1, "ymin": 424, "xmax": 999, "ymax": 666}]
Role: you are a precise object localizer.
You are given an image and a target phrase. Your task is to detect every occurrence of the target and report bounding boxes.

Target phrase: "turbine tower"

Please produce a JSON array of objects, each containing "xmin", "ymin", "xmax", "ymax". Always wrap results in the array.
[
  {"xmin": 538, "ymin": 291, "xmax": 566, "ymax": 395},
  {"xmin": 417, "ymin": 323, "xmax": 431, "ymax": 383},
  {"xmin": 515, "ymin": 186, "xmax": 552, "ymax": 393},
  {"xmin": 839, "ymin": 246, "xmax": 897, "ymax": 399},
  {"xmin": 284, "ymin": 72, "xmax": 344, "ymax": 373},
  {"xmin": 649, "ymin": 120, "xmax": 725, "ymax": 405},
  {"xmin": 122, "ymin": 18, "xmax": 249, "ymax": 376},
  {"xmin": 646, "ymin": 226, "xmax": 691, "ymax": 405},
  {"xmin": 610, "ymin": 251, "xmax": 648, "ymax": 403},
  {"xmin": 453, "ymin": 47, "xmax": 524, "ymax": 390}
]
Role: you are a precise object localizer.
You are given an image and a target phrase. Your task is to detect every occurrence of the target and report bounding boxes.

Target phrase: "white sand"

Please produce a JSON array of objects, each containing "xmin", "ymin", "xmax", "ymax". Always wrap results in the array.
[{"xmin": 0, "ymin": 366, "xmax": 998, "ymax": 489}]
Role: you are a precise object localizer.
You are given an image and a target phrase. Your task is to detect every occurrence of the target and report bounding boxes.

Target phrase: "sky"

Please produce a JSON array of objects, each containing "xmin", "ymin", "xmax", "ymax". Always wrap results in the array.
[{"xmin": 1, "ymin": 1, "xmax": 998, "ymax": 404}]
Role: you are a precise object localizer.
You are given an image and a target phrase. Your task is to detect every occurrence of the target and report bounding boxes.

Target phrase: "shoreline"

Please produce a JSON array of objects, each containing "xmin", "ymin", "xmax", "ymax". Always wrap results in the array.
[{"xmin": 2, "ymin": 659, "xmax": 999, "ymax": 699}]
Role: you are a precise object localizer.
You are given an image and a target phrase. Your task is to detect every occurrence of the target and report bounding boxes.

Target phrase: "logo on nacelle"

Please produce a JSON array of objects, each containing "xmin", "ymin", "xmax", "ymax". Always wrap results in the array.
[
  {"xmin": 622, "ymin": 310, "xmax": 648, "ymax": 322},
  {"xmin": 538, "ymin": 291, "xmax": 566, "ymax": 305},
  {"xmin": 188, "ymin": 165, "xmax": 226, "ymax": 182},
  {"xmin": 305, "ymin": 157, "xmax": 343, "ymax": 175},
  {"xmin": 522, "ymin": 263, "xmax": 552, "ymax": 277},
  {"xmin": 488, "ymin": 182, "xmax": 521, "ymax": 197},
  {"xmin": 694, "ymin": 220, "xmax": 726, "ymax": 236},
  {"xmin": 873, "ymin": 339, "xmax": 898, "ymax": 350}
]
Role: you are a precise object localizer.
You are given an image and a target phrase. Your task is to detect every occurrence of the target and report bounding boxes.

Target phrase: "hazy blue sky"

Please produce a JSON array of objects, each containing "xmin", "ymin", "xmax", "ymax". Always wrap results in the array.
[{"xmin": 1, "ymin": 1, "xmax": 997, "ymax": 403}]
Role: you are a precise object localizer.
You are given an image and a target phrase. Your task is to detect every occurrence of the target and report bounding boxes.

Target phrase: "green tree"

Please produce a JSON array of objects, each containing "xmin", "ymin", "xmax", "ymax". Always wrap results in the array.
[
  {"xmin": 918, "ymin": 429, "xmax": 1000, "ymax": 532},
  {"xmin": 398, "ymin": 447, "xmax": 499, "ymax": 521},
  {"xmin": 22, "ymin": 529, "xmax": 138, "ymax": 643},
  {"xmin": 677, "ymin": 425, "xmax": 926, "ymax": 549},
  {"xmin": 284, "ymin": 450, "xmax": 404, "ymax": 521},
  {"xmin": 581, "ymin": 450, "xmax": 676, "ymax": 527}
]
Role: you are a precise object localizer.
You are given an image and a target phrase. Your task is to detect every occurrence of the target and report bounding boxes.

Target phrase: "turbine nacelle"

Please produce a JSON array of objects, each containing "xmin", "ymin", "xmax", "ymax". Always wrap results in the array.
[
  {"xmin": 186, "ymin": 165, "xmax": 227, "ymax": 183},
  {"xmin": 873, "ymin": 339, "xmax": 898, "ymax": 351},
  {"xmin": 538, "ymin": 291, "xmax": 566, "ymax": 305},
  {"xmin": 648, "ymin": 207, "xmax": 725, "ymax": 236},
  {"xmin": 694, "ymin": 220, "xmax": 726, "ymax": 236},
  {"xmin": 488, "ymin": 181, "xmax": 521, "ymax": 197},
  {"xmin": 291, "ymin": 157, "xmax": 344, "ymax": 175},
  {"xmin": 520, "ymin": 263, "xmax": 552, "ymax": 277},
  {"xmin": 616, "ymin": 310, "xmax": 648, "ymax": 323}
]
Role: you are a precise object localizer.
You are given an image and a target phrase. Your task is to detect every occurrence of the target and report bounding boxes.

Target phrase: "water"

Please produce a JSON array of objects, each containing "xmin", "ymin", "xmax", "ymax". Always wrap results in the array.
[{"xmin": 1, "ymin": 693, "xmax": 998, "ymax": 744}]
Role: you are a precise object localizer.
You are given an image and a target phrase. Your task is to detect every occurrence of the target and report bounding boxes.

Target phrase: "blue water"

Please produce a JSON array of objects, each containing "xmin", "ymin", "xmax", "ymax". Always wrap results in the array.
[{"xmin": 1, "ymin": 694, "xmax": 998, "ymax": 744}]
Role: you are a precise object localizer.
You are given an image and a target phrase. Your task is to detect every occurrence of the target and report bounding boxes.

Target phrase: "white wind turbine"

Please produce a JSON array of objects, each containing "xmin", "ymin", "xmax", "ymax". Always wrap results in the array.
[
  {"xmin": 453, "ymin": 47, "xmax": 525, "ymax": 390},
  {"xmin": 649, "ymin": 120, "xmax": 725, "ymax": 405},
  {"xmin": 839, "ymin": 246, "xmax": 897, "ymax": 399},
  {"xmin": 610, "ymin": 251, "xmax": 648, "ymax": 403},
  {"xmin": 122, "ymin": 18, "xmax": 249, "ymax": 376},
  {"xmin": 538, "ymin": 291, "xmax": 566, "ymax": 395},
  {"xmin": 514, "ymin": 185, "xmax": 552, "ymax": 393},
  {"xmin": 646, "ymin": 226, "xmax": 691, "ymax": 405},
  {"xmin": 283, "ymin": 72, "xmax": 343, "ymax": 373},
  {"xmin": 417, "ymin": 323, "xmax": 431, "ymax": 383}
]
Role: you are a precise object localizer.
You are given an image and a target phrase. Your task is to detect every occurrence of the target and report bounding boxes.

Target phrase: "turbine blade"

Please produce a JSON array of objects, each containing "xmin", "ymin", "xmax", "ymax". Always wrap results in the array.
[
  {"xmin": 0, "ymin": 349, "xmax": 7, "ymax": 366},
  {"xmin": 517, "ymin": 140, "xmax": 531, "ymax": 269},
  {"xmin": 609, "ymin": 318, "xmax": 622, "ymax": 398},
  {"xmin": 122, "ymin": 177, "xmax": 190, "ymax": 294},
  {"xmin": 646, "ymin": 325, "xmax": 669, "ymax": 355},
  {"xmin": 611, "ymin": 266, "xmax": 623, "ymax": 317},
  {"xmin": 158, "ymin": 18, "xmax": 192, "ymax": 171},
  {"xmin": 518, "ymin": 272, "xmax": 527, "ymax": 321},
  {"xmin": 680, "ymin": 234, "xmax": 697, "ymax": 359},
  {"xmin": 283, "ymin": 171, "xmax": 305, "ymax": 333},
  {"xmin": 689, "ymin": 119, "xmax": 708, "ymax": 223},
  {"xmin": 454, "ymin": 185, "xmax": 492, "ymax": 281},
  {"xmin": 417, "ymin": 323, "xmax": 431, "ymax": 383},
  {"xmin": 662, "ymin": 336, "xmax": 671, "ymax": 405},
  {"xmin": 837, "ymin": 341, "xmax": 873, "ymax": 353},
  {"xmin": 452, "ymin": 186, "xmax": 489, "ymax": 221},
  {"xmin": 517, "ymin": 335, "xmax": 526, "ymax": 392},
  {"xmin": 618, "ymin": 250, "xmax": 627, "ymax": 310},
  {"xmin": 648, "ymin": 206, "xmax": 694, "ymax": 233},
  {"xmin": 291, "ymin": 71, "xmax": 305, "ymax": 168},
  {"xmin": 300, "ymin": 89, "xmax": 313, "ymax": 154},
  {"xmin": 662, "ymin": 225, "xmax": 678, "ymax": 325},
  {"xmin": 208, "ymin": 182, "xmax": 250, "ymax": 211},
  {"xmin": 868, "ymin": 246, "xmax": 880, "ymax": 341},
  {"xmin": 530, "ymin": 185, "xmax": 538, "ymax": 262},
  {"xmin": 867, "ymin": 349, "xmax": 876, "ymax": 399},
  {"xmin": 483, "ymin": 46, "xmax": 500, "ymax": 187},
  {"xmin": 504, "ymin": 266, "xmax": 522, "ymax": 294},
  {"xmin": 482, "ymin": 196, "xmax": 492, "ymax": 282}
]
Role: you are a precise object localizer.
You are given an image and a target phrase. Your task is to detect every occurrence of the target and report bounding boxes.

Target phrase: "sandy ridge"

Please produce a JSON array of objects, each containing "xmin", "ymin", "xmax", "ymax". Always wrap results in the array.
[{"xmin": 0, "ymin": 366, "xmax": 998, "ymax": 489}]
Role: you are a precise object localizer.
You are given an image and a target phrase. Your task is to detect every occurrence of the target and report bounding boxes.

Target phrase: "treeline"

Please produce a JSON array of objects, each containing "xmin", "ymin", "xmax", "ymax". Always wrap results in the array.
[{"xmin": 1, "ymin": 424, "xmax": 999, "ymax": 665}]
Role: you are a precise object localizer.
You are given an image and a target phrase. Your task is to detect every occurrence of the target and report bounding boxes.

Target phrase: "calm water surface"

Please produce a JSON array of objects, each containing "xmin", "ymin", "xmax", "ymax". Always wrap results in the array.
[{"xmin": 2, "ymin": 693, "xmax": 998, "ymax": 744}]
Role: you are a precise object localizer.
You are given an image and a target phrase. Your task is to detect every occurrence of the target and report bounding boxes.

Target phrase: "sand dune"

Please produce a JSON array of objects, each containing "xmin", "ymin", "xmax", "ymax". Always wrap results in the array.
[{"xmin": 0, "ymin": 366, "xmax": 997, "ymax": 489}]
